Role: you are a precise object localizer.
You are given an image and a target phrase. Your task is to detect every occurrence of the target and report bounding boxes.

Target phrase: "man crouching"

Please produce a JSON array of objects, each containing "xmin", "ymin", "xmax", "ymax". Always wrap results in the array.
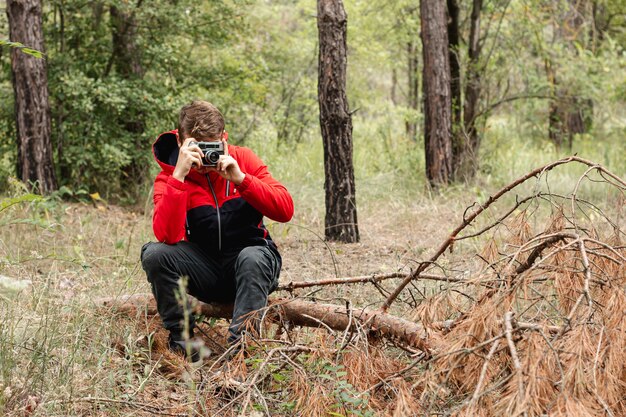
[{"xmin": 141, "ymin": 100, "xmax": 293, "ymax": 361}]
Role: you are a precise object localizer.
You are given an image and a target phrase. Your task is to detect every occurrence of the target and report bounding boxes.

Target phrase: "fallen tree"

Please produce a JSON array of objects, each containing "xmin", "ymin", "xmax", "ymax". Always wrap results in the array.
[{"xmin": 97, "ymin": 294, "xmax": 435, "ymax": 353}]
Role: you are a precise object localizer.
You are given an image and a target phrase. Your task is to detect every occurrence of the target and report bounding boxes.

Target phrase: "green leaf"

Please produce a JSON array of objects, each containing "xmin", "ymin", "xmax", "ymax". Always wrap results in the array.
[
  {"xmin": 272, "ymin": 372, "xmax": 286, "ymax": 382},
  {"xmin": 0, "ymin": 194, "xmax": 43, "ymax": 213},
  {"xmin": 0, "ymin": 40, "xmax": 44, "ymax": 58}
]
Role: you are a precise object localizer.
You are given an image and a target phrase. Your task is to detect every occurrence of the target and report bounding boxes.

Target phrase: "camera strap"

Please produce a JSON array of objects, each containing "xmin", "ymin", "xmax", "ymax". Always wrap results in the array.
[{"xmin": 206, "ymin": 175, "xmax": 222, "ymax": 252}]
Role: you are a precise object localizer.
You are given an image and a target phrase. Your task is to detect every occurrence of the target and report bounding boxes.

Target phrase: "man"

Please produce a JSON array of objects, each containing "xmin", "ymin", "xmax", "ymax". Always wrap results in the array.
[{"xmin": 141, "ymin": 100, "xmax": 293, "ymax": 361}]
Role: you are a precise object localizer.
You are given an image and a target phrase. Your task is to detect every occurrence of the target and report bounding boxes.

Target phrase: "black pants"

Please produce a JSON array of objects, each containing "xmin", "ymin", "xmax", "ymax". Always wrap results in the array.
[{"xmin": 140, "ymin": 241, "xmax": 281, "ymax": 344}]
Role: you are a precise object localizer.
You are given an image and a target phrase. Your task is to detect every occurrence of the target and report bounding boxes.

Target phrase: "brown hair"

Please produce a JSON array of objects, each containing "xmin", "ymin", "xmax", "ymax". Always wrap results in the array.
[{"xmin": 177, "ymin": 100, "xmax": 225, "ymax": 142}]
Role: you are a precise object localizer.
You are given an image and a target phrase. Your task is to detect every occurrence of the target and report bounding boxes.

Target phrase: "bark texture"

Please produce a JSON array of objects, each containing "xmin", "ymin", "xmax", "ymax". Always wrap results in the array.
[
  {"xmin": 7, "ymin": 0, "xmax": 57, "ymax": 194},
  {"xmin": 421, "ymin": 0, "xmax": 453, "ymax": 187},
  {"xmin": 458, "ymin": 0, "xmax": 483, "ymax": 180},
  {"xmin": 98, "ymin": 294, "xmax": 434, "ymax": 353},
  {"xmin": 317, "ymin": 0, "xmax": 359, "ymax": 242},
  {"xmin": 110, "ymin": 5, "xmax": 145, "ymax": 79},
  {"xmin": 447, "ymin": 0, "xmax": 462, "ymax": 148}
]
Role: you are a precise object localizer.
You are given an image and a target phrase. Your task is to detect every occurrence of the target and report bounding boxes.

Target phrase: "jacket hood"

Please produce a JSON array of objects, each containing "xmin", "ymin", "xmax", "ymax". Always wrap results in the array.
[
  {"xmin": 153, "ymin": 129, "xmax": 179, "ymax": 173},
  {"xmin": 153, "ymin": 129, "xmax": 208, "ymax": 184},
  {"xmin": 152, "ymin": 129, "xmax": 226, "ymax": 184}
]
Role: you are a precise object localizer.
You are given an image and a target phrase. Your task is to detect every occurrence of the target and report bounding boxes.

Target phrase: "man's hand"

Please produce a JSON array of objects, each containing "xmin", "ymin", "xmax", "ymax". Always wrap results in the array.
[
  {"xmin": 211, "ymin": 140, "xmax": 245, "ymax": 185},
  {"xmin": 173, "ymin": 138, "xmax": 204, "ymax": 182}
]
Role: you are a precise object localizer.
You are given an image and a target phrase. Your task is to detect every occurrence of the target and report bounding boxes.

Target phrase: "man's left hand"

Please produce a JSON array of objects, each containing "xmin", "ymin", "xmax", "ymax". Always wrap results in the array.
[{"xmin": 210, "ymin": 140, "xmax": 245, "ymax": 185}]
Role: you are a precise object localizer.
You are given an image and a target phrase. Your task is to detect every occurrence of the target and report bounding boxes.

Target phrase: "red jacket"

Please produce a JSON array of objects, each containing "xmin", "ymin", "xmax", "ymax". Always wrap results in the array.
[{"xmin": 151, "ymin": 130, "xmax": 294, "ymax": 254}]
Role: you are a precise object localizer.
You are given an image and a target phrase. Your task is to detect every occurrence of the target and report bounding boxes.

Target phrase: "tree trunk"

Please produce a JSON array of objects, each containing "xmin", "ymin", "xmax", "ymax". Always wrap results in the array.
[
  {"xmin": 458, "ymin": 0, "xmax": 483, "ymax": 180},
  {"xmin": 391, "ymin": 68, "xmax": 398, "ymax": 105},
  {"xmin": 591, "ymin": 0, "xmax": 608, "ymax": 50},
  {"xmin": 317, "ymin": 0, "xmax": 359, "ymax": 243},
  {"xmin": 110, "ymin": 4, "xmax": 146, "ymax": 182},
  {"xmin": 405, "ymin": 41, "xmax": 419, "ymax": 141},
  {"xmin": 421, "ymin": 0, "xmax": 453, "ymax": 187},
  {"xmin": 447, "ymin": 0, "xmax": 462, "ymax": 166},
  {"xmin": 548, "ymin": 0, "xmax": 593, "ymax": 150},
  {"xmin": 7, "ymin": 0, "xmax": 58, "ymax": 194},
  {"xmin": 54, "ymin": 2, "xmax": 70, "ymax": 183},
  {"xmin": 98, "ymin": 294, "xmax": 434, "ymax": 353}
]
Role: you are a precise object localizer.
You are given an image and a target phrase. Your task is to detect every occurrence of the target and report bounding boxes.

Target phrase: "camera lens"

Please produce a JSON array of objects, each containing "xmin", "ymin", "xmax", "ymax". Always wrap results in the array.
[{"xmin": 207, "ymin": 151, "xmax": 220, "ymax": 164}]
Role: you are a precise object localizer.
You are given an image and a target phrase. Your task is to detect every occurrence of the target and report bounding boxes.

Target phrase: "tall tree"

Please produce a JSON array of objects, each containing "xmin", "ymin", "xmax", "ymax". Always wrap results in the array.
[
  {"xmin": 548, "ymin": 0, "xmax": 593, "ymax": 149},
  {"xmin": 403, "ymin": 5, "xmax": 420, "ymax": 142},
  {"xmin": 421, "ymin": 0, "xmax": 453, "ymax": 187},
  {"xmin": 406, "ymin": 39, "xmax": 419, "ymax": 141},
  {"xmin": 7, "ymin": 0, "xmax": 57, "ymax": 194},
  {"xmin": 459, "ymin": 0, "xmax": 483, "ymax": 179},
  {"xmin": 317, "ymin": 0, "xmax": 359, "ymax": 243},
  {"xmin": 109, "ymin": 3, "xmax": 146, "ymax": 183},
  {"xmin": 447, "ymin": 0, "xmax": 462, "ymax": 145}
]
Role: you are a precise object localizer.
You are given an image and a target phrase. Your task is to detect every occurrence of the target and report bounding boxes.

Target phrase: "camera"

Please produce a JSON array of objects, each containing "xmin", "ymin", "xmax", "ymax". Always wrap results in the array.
[{"xmin": 189, "ymin": 141, "xmax": 224, "ymax": 167}]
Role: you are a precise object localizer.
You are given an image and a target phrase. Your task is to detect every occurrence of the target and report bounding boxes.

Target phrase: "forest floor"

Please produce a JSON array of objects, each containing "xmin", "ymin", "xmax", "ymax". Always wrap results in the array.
[
  {"xmin": 0, "ymin": 157, "xmax": 624, "ymax": 416},
  {"xmin": 0, "ymin": 181, "xmax": 473, "ymax": 416}
]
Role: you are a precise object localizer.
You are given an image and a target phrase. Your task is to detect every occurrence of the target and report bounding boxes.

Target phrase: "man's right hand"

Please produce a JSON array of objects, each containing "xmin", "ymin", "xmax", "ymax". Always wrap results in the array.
[{"xmin": 173, "ymin": 138, "xmax": 204, "ymax": 182}]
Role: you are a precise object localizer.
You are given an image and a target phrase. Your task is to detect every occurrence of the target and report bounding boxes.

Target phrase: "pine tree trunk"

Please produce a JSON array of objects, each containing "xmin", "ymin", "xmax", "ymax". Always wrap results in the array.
[
  {"xmin": 459, "ymin": 0, "xmax": 483, "ymax": 180},
  {"xmin": 447, "ymin": 0, "xmax": 462, "ymax": 167},
  {"xmin": 7, "ymin": 0, "xmax": 58, "ymax": 194},
  {"xmin": 405, "ymin": 41, "xmax": 419, "ymax": 141},
  {"xmin": 421, "ymin": 0, "xmax": 453, "ymax": 187},
  {"xmin": 317, "ymin": 0, "xmax": 359, "ymax": 243}
]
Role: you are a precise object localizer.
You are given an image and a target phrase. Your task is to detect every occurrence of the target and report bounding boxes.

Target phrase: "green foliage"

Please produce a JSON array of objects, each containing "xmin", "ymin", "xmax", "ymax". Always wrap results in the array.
[
  {"xmin": 0, "ymin": 193, "xmax": 43, "ymax": 214},
  {"xmin": 321, "ymin": 363, "xmax": 374, "ymax": 417},
  {"xmin": 0, "ymin": 0, "xmax": 623, "ymax": 201},
  {"xmin": 0, "ymin": 40, "xmax": 44, "ymax": 58}
]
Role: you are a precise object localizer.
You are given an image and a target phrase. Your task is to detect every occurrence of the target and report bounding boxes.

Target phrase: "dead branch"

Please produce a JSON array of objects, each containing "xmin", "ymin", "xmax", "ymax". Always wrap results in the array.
[
  {"xmin": 504, "ymin": 312, "xmax": 525, "ymax": 409},
  {"xmin": 470, "ymin": 338, "xmax": 501, "ymax": 404},
  {"xmin": 276, "ymin": 271, "xmax": 461, "ymax": 292},
  {"xmin": 514, "ymin": 235, "xmax": 566, "ymax": 275},
  {"xmin": 97, "ymin": 294, "xmax": 435, "ymax": 353},
  {"xmin": 382, "ymin": 156, "xmax": 617, "ymax": 312}
]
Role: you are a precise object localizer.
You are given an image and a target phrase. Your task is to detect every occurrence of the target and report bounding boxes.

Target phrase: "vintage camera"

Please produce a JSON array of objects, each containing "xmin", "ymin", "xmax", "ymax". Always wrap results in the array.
[{"xmin": 189, "ymin": 141, "xmax": 224, "ymax": 167}]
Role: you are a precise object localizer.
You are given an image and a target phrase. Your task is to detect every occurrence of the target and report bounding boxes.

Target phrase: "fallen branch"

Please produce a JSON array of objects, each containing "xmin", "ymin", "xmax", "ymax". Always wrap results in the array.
[
  {"xmin": 277, "ymin": 271, "xmax": 461, "ymax": 292},
  {"xmin": 381, "ymin": 156, "xmax": 622, "ymax": 312},
  {"xmin": 504, "ymin": 312, "xmax": 525, "ymax": 407},
  {"xmin": 470, "ymin": 338, "xmax": 501, "ymax": 404},
  {"xmin": 97, "ymin": 294, "xmax": 435, "ymax": 353}
]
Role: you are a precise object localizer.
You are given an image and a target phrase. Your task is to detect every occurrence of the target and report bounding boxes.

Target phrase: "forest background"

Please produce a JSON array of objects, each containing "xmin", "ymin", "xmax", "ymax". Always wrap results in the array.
[
  {"xmin": 0, "ymin": 0, "xmax": 625, "ymax": 416},
  {"xmin": 1, "ymin": 0, "xmax": 624, "ymax": 203}
]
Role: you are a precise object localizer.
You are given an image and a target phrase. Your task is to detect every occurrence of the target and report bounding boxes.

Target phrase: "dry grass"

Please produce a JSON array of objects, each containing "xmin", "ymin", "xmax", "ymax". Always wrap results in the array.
[{"xmin": 0, "ymin": 159, "xmax": 624, "ymax": 416}]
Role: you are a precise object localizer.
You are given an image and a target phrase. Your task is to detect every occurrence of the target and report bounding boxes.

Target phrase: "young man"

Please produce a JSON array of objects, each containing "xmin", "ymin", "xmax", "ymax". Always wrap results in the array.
[{"xmin": 141, "ymin": 100, "xmax": 293, "ymax": 360}]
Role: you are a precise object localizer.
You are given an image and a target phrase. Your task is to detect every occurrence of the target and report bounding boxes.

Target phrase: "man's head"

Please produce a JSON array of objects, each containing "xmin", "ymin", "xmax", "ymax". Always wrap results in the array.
[{"xmin": 177, "ymin": 100, "xmax": 225, "ymax": 144}]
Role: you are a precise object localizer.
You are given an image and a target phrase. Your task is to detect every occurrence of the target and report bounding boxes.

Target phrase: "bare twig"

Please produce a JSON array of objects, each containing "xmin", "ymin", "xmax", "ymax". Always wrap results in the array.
[
  {"xmin": 277, "ymin": 271, "xmax": 459, "ymax": 292},
  {"xmin": 504, "ymin": 312, "xmax": 525, "ymax": 407},
  {"xmin": 470, "ymin": 338, "xmax": 501, "ymax": 404}
]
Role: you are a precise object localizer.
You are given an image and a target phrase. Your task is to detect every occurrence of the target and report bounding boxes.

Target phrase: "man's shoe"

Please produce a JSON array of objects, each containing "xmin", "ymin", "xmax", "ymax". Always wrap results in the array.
[{"xmin": 168, "ymin": 334, "xmax": 201, "ymax": 362}]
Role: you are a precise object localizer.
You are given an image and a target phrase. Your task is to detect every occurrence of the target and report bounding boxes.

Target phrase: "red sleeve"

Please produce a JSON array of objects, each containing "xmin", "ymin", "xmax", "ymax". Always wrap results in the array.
[
  {"xmin": 237, "ymin": 150, "xmax": 294, "ymax": 223},
  {"xmin": 152, "ymin": 173, "xmax": 188, "ymax": 243}
]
